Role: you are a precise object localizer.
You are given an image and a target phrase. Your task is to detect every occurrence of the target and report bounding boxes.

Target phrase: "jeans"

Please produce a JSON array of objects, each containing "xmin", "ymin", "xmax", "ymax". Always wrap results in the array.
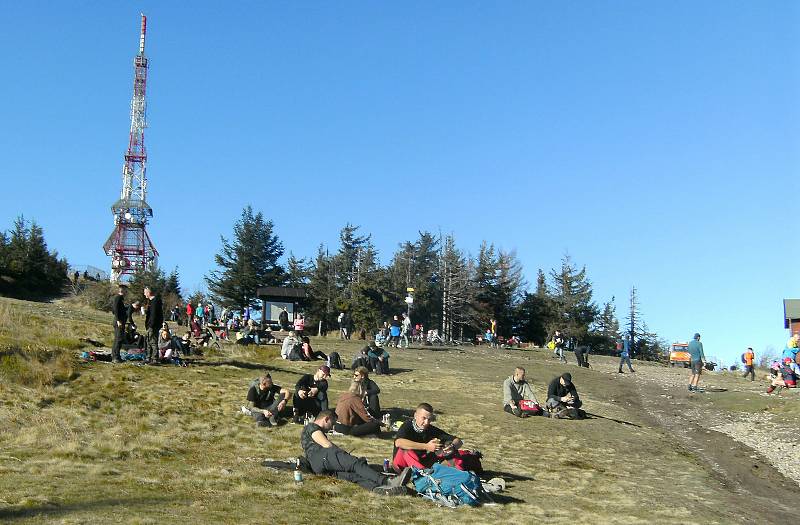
[
  {"xmin": 293, "ymin": 392, "xmax": 328, "ymax": 418},
  {"xmin": 742, "ymin": 365, "xmax": 755, "ymax": 381},
  {"xmin": 145, "ymin": 329, "xmax": 159, "ymax": 361},
  {"xmin": 619, "ymin": 355, "xmax": 634, "ymax": 371},
  {"xmin": 306, "ymin": 447, "xmax": 386, "ymax": 490}
]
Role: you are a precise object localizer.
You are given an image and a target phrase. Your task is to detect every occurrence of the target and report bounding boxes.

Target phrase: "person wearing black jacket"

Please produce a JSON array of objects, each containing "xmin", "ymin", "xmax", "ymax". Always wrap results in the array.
[
  {"xmin": 546, "ymin": 373, "xmax": 582, "ymax": 413},
  {"xmin": 292, "ymin": 366, "xmax": 331, "ymax": 423},
  {"xmin": 144, "ymin": 286, "xmax": 163, "ymax": 363},
  {"xmin": 111, "ymin": 284, "xmax": 128, "ymax": 363}
]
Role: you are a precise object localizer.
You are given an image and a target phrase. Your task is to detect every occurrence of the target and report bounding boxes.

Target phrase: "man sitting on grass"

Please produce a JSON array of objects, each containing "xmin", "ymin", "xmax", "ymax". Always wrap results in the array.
[
  {"xmin": 242, "ymin": 374, "xmax": 290, "ymax": 427},
  {"xmin": 503, "ymin": 366, "xmax": 542, "ymax": 417},
  {"xmin": 392, "ymin": 403, "xmax": 463, "ymax": 471},
  {"xmin": 293, "ymin": 366, "xmax": 331, "ymax": 423},
  {"xmin": 301, "ymin": 410, "xmax": 411, "ymax": 495},
  {"xmin": 546, "ymin": 373, "xmax": 583, "ymax": 418}
]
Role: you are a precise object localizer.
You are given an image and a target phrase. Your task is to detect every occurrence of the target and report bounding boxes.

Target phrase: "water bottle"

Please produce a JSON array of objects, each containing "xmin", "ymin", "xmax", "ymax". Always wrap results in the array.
[
  {"xmin": 294, "ymin": 458, "xmax": 303, "ymax": 484},
  {"xmin": 383, "ymin": 458, "xmax": 390, "ymax": 473}
]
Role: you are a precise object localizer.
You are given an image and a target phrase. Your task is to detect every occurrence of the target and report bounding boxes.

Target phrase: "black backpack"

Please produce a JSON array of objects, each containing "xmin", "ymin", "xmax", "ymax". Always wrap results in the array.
[{"xmin": 327, "ymin": 352, "xmax": 344, "ymax": 370}]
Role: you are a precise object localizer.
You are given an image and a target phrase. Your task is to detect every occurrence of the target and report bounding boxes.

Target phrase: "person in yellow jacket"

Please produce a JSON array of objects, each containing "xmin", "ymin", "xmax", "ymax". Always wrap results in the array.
[{"xmin": 742, "ymin": 347, "xmax": 755, "ymax": 381}]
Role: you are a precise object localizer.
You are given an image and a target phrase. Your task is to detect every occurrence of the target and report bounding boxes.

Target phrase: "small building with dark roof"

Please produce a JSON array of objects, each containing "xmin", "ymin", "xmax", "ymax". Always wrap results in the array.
[
  {"xmin": 256, "ymin": 286, "xmax": 308, "ymax": 329},
  {"xmin": 783, "ymin": 299, "xmax": 800, "ymax": 334}
]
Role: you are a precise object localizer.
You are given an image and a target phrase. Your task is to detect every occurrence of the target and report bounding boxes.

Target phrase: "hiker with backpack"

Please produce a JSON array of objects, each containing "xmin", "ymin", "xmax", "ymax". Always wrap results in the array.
[
  {"xmin": 546, "ymin": 373, "xmax": 584, "ymax": 418},
  {"xmin": 503, "ymin": 367, "xmax": 543, "ymax": 417},
  {"xmin": 241, "ymin": 374, "xmax": 290, "ymax": 427},
  {"xmin": 741, "ymin": 347, "xmax": 755, "ymax": 381},
  {"xmin": 353, "ymin": 366, "xmax": 381, "ymax": 418},
  {"xmin": 300, "ymin": 410, "xmax": 411, "ymax": 495},
  {"xmin": 334, "ymin": 381, "xmax": 382, "ymax": 436},
  {"xmin": 293, "ymin": 366, "xmax": 331, "ymax": 424},
  {"xmin": 393, "ymin": 403, "xmax": 464, "ymax": 472}
]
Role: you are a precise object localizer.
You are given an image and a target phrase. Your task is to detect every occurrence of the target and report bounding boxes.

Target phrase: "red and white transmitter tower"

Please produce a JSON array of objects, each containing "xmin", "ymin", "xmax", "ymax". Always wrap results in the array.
[{"xmin": 103, "ymin": 14, "xmax": 158, "ymax": 281}]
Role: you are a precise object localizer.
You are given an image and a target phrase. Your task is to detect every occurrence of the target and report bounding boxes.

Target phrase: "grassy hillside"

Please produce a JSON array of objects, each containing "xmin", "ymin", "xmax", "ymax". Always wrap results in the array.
[{"xmin": 0, "ymin": 297, "xmax": 795, "ymax": 524}]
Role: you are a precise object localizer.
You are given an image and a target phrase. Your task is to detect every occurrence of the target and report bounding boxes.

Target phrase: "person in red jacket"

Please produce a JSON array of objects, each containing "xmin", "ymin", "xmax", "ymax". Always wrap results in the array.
[{"xmin": 186, "ymin": 301, "xmax": 194, "ymax": 326}]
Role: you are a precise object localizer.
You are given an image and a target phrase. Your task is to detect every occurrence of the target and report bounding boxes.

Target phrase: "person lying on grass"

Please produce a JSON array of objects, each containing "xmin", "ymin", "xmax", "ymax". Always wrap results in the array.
[
  {"xmin": 301, "ymin": 410, "xmax": 411, "ymax": 495},
  {"xmin": 392, "ymin": 403, "xmax": 463, "ymax": 471},
  {"xmin": 334, "ymin": 381, "xmax": 382, "ymax": 436},
  {"xmin": 503, "ymin": 366, "xmax": 543, "ymax": 417},
  {"xmin": 546, "ymin": 373, "xmax": 583, "ymax": 416},
  {"xmin": 242, "ymin": 374, "xmax": 290, "ymax": 427}
]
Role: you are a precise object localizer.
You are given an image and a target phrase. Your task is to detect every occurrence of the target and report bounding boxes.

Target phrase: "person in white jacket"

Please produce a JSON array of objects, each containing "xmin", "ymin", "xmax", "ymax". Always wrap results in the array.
[{"xmin": 502, "ymin": 367, "xmax": 541, "ymax": 417}]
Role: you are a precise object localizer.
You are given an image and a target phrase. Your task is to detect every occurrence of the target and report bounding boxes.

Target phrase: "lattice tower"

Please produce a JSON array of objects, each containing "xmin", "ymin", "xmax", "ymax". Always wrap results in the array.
[{"xmin": 103, "ymin": 14, "xmax": 158, "ymax": 281}]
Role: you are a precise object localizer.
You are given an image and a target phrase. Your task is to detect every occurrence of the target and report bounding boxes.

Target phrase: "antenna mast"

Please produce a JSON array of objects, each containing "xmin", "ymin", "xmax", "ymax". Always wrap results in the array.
[{"xmin": 103, "ymin": 14, "xmax": 159, "ymax": 281}]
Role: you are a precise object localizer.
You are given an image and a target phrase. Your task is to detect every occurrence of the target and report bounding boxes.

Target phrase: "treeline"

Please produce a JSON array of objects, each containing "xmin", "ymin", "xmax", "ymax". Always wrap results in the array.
[
  {"xmin": 0, "ymin": 217, "xmax": 68, "ymax": 299},
  {"xmin": 204, "ymin": 207, "xmax": 666, "ymax": 357}
]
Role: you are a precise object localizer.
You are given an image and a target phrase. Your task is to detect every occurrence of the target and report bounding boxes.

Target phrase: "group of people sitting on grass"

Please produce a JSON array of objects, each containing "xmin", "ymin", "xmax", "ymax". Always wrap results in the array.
[
  {"xmin": 240, "ymin": 361, "xmax": 587, "ymax": 497},
  {"xmin": 279, "ymin": 331, "xmax": 329, "ymax": 362},
  {"xmin": 351, "ymin": 343, "xmax": 390, "ymax": 375},
  {"xmin": 502, "ymin": 367, "xmax": 584, "ymax": 419},
  {"xmin": 766, "ymin": 333, "xmax": 800, "ymax": 393}
]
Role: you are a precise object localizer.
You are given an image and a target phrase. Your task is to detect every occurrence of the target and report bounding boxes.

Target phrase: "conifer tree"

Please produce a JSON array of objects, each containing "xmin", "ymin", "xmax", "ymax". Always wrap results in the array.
[
  {"xmin": 548, "ymin": 254, "xmax": 598, "ymax": 342},
  {"xmin": 0, "ymin": 216, "xmax": 68, "ymax": 298},
  {"xmin": 286, "ymin": 253, "xmax": 311, "ymax": 289},
  {"xmin": 205, "ymin": 206, "xmax": 286, "ymax": 309}
]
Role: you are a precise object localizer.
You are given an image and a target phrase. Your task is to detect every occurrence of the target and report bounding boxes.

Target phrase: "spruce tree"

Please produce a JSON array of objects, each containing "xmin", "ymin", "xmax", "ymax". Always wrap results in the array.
[
  {"xmin": 306, "ymin": 245, "xmax": 336, "ymax": 332},
  {"xmin": 0, "ymin": 216, "xmax": 67, "ymax": 298},
  {"xmin": 205, "ymin": 206, "xmax": 286, "ymax": 309},
  {"xmin": 286, "ymin": 253, "xmax": 311, "ymax": 289},
  {"xmin": 548, "ymin": 254, "xmax": 598, "ymax": 342}
]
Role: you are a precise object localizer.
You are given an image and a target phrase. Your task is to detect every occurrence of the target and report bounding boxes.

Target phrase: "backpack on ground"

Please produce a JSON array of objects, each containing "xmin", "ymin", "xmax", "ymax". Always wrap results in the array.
[
  {"xmin": 412, "ymin": 463, "xmax": 483, "ymax": 508},
  {"xmin": 327, "ymin": 352, "xmax": 344, "ymax": 370}
]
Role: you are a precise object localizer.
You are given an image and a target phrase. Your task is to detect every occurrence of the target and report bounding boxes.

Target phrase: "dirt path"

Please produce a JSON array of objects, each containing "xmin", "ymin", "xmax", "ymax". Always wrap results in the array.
[{"xmin": 603, "ymin": 361, "xmax": 799, "ymax": 522}]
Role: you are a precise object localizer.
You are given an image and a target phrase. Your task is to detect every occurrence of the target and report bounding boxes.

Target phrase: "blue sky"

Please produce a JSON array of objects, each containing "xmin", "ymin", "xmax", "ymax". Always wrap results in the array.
[{"xmin": 1, "ymin": 2, "xmax": 797, "ymax": 364}]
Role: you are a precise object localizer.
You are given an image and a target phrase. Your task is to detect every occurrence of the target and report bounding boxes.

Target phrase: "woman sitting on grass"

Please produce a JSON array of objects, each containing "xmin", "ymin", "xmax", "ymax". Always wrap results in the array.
[
  {"xmin": 767, "ymin": 358, "xmax": 798, "ymax": 394},
  {"xmin": 334, "ymin": 381, "xmax": 381, "ymax": 436},
  {"xmin": 301, "ymin": 336, "xmax": 327, "ymax": 361}
]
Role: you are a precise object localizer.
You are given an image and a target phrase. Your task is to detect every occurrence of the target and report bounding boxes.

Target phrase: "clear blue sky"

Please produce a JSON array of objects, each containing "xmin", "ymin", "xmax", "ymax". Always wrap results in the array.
[{"xmin": 1, "ymin": 2, "xmax": 797, "ymax": 365}]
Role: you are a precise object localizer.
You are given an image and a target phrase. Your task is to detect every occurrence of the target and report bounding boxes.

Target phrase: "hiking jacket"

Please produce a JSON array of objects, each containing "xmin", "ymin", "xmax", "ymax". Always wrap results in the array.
[
  {"xmin": 112, "ymin": 295, "xmax": 126, "ymax": 324},
  {"xmin": 145, "ymin": 295, "xmax": 163, "ymax": 331},
  {"xmin": 503, "ymin": 376, "xmax": 537, "ymax": 406},
  {"xmin": 335, "ymin": 392, "xmax": 373, "ymax": 426}
]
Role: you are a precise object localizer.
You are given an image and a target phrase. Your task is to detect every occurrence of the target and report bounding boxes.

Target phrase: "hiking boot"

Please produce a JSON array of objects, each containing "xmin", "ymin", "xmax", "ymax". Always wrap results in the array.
[
  {"xmin": 268, "ymin": 415, "xmax": 278, "ymax": 426},
  {"xmin": 387, "ymin": 467, "xmax": 412, "ymax": 488},
  {"xmin": 512, "ymin": 406, "xmax": 522, "ymax": 417},
  {"xmin": 372, "ymin": 485, "xmax": 406, "ymax": 496},
  {"xmin": 688, "ymin": 385, "xmax": 695, "ymax": 392},
  {"xmin": 618, "ymin": 369, "xmax": 624, "ymax": 374},
  {"xmin": 240, "ymin": 406, "xmax": 252, "ymax": 416}
]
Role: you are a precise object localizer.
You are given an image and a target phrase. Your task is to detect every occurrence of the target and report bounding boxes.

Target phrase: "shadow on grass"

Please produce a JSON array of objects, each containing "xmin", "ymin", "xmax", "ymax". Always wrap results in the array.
[
  {"xmin": 0, "ymin": 496, "xmax": 169, "ymax": 521},
  {"xmin": 482, "ymin": 469, "xmax": 534, "ymax": 482},
  {"xmin": 583, "ymin": 412, "xmax": 642, "ymax": 428},
  {"xmin": 190, "ymin": 359, "xmax": 303, "ymax": 374},
  {"xmin": 383, "ymin": 368, "xmax": 414, "ymax": 375}
]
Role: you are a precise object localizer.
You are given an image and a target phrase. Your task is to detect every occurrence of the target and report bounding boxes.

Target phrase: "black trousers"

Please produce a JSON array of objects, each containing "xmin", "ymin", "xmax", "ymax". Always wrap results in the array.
[
  {"xmin": 306, "ymin": 447, "xmax": 385, "ymax": 490},
  {"xmin": 293, "ymin": 392, "xmax": 328, "ymax": 417},
  {"xmin": 111, "ymin": 322, "xmax": 124, "ymax": 361},
  {"xmin": 334, "ymin": 420, "xmax": 381, "ymax": 436}
]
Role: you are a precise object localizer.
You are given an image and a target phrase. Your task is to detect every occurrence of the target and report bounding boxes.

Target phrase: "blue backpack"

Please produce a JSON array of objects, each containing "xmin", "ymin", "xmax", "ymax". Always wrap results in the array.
[{"xmin": 412, "ymin": 463, "xmax": 483, "ymax": 507}]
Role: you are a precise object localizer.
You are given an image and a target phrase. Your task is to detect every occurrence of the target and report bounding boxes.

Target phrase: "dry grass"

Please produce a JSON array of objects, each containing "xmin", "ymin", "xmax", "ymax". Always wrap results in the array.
[{"xmin": 0, "ymin": 296, "xmax": 771, "ymax": 524}]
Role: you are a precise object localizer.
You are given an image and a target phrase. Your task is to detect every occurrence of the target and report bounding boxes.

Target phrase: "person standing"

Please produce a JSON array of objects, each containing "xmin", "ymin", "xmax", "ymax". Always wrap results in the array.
[
  {"xmin": 111, "ymin": 284, "xmax": 127, "ymax": 363},
  {"xmin": 400, "ymin": 314, "xmax": 411, "ymax": 348},
  {"xmin": 185, "ymin": 301, "xmax": 193, "ymax": 327},
  {"xmin": 742, "ymin": 347, "xmax": 755, "ymax": 381},
  {"xmin": 338, "ymin": 312, "xmax": 346, "ymax": 339},
  {"xmin": 279, "ymin": 307, "xmax": 290, "ymax": 331},
  {"xmin": 688, "ymin": 333, "xmax": 705, "ymax": 392},
  {"xmin": 618, "ymin": 334, "xmax": 635, "ymax": 373},
  {"xmin": 144, "ymin": 286, "xmax": 164, "ymax": 364}
]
